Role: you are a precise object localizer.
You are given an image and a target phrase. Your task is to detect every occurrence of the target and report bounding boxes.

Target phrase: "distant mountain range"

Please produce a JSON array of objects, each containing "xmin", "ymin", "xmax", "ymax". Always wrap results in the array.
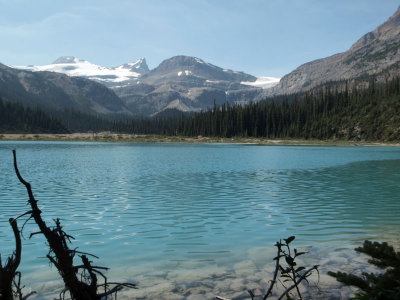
[
  {"xmin": 14, "ymin": 55, "xmax": 279, "ymax": 116},
  {"xmin": 2, "ymin": 6, "xmax": 400, "ymax": 118}
]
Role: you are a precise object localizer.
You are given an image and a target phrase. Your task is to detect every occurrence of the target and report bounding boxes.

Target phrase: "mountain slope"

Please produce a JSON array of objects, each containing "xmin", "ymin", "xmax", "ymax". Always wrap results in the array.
[
  {"xmin": 0, "ymin": 63, "xmax": 131, "ymax": 115},
  {"xmin": 270, "ymin": 6, "xmax": 400, "ymax": 95}
]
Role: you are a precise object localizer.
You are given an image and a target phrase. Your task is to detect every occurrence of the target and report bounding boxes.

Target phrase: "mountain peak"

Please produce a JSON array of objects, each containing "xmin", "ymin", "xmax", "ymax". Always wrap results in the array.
[
  {"xmin": 350, "ymin": 6, "xmax": 400, "ymax": 51},
  {"xmin": 159, "ymin": 55, "xmax": 209, "ymax": 68},
  {"xmin": 120, "ymin": 58, "xmax": 149, "ymax": 72}
]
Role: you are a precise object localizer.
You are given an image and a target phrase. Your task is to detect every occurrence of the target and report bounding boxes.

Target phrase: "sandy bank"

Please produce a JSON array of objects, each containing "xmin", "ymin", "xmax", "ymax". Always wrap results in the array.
[{"xmin": 1, "ymin": 132, "xmax": 399, "ymax": 146}]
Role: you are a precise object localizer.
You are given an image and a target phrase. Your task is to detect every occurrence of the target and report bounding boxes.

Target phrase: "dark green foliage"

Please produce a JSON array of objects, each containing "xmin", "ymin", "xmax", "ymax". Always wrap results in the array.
[
  {"xmin": 328, "ymin": 240, "xmax": 400, "ymax": 299},
  {"xmin": 47, "ymin": 108, "xmax": 186, "ymax": 134},
  {"xmin": 0, "ymin": 97, "xmax": 68, "ymax": 133},
  {"xmin": 271, "ymin": 236, "xmax": 319, "ymax": 300},
  {"xmin": 50, "ymin": 108, "xmax": 116, "ymax": 133}
]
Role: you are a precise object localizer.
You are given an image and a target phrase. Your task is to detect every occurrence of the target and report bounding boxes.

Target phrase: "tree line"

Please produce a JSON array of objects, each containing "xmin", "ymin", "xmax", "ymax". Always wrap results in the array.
[{"xmin": 0, "ymin": 97, "xmax": 68, "ymax": 134}]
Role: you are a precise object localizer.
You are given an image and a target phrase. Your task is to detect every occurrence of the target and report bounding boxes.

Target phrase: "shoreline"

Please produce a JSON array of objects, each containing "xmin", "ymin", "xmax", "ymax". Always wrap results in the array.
[
  {"xmin": 22, "ymin": 240, "xmax": 396, "ymax": 300},
  {"xmin": 1, "ymin": 132, "xmax": 399, "ymax": 146}
]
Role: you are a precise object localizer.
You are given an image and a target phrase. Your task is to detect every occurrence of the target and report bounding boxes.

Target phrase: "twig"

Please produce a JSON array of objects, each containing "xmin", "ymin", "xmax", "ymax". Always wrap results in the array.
[
  {"xmin": 263, "ymin": 241, "xmax": 282, "ymax": 300},
  {"xmin": 277, "ymin": 265, "xmax": 319, "ymax": 300},
  {"xmin": 22, "ymin": 291, "xmax": 37, "ymax": 300}
]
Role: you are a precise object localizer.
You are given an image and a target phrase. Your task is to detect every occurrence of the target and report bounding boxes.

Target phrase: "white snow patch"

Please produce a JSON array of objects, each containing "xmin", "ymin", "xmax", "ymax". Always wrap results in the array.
[
  {"xmin": 112, "ymin": 84, "xmax": 130, "ymax": 89},
  {"xmin": 13, "ymin": 58, "xmax": 144, "ymax": 84},
  {"xmin": 241, "ymin": 76, "xmax": 280, "ymax": 89},
  {"xmin": 178, "ymin": 70, "xmax": 191, "ymax": 76},
  {"xmin": 195, "ymin": 58, "xmax": 205, "ymax": 64}
]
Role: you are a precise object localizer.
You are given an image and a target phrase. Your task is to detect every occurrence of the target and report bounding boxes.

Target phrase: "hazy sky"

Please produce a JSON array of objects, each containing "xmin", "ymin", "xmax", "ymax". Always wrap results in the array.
[{"xmin": 0, "ymin": 0, "xmax": 399, "ymax": 77}]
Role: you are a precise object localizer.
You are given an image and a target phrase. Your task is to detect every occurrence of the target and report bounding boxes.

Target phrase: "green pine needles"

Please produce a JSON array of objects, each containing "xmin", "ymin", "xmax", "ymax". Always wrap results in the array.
[{"xmin": 328, "ymin": 240, "xmax": 400, "ymax": 299}]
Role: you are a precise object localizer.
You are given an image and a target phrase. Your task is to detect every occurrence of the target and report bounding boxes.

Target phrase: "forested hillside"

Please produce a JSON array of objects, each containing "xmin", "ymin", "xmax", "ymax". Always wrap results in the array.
[
  {"xmin": 0, "ymin": 97, "xmax": 68, "ymax": 133},
  {"xmin": 174, "ymin": 77, "xmax": 400, "ymax": 141}
]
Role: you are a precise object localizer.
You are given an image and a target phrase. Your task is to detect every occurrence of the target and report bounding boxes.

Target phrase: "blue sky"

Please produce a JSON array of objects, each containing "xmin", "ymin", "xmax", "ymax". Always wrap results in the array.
[{"xmin": 0, "ymin": 0, "xmax": 399, "ymax": 77}]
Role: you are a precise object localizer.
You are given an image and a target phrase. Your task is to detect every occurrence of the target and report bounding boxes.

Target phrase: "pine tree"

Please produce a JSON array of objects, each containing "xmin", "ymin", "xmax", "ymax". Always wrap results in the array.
[{"xmin": 328, "ymin": 240, "xmax": 400, "ymax": 299}]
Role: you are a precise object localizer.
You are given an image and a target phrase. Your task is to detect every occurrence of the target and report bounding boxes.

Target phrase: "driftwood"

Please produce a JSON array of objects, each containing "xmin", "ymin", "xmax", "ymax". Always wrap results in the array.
[{"xmin": 12, "ymin": 150, "xmax": 135, "ymax": 299}]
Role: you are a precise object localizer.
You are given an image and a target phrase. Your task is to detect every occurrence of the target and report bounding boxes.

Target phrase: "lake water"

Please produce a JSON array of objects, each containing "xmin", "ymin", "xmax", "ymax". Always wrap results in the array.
[{"xmin": 1, "ymin": 142, "xmax": 400, "ymax": 299}]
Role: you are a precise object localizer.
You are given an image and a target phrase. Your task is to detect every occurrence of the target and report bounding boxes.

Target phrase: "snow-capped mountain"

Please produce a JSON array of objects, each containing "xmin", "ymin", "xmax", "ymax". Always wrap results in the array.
[{"xmin": 16, "ymin": 56, "xmax": 149, "ymax": 87}]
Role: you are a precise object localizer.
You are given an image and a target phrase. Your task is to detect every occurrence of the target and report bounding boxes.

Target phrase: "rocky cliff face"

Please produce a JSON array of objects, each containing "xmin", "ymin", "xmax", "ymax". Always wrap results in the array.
[{"xmin": 270, "ymin": 6, "xmax": 400, "ymax": 95}]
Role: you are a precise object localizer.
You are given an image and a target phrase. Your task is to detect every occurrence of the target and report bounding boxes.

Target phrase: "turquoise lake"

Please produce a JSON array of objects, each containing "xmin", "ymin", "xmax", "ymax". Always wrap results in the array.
[{"xmin": 0, "ymin": 142, "xmax": 400, "ymax": 298}]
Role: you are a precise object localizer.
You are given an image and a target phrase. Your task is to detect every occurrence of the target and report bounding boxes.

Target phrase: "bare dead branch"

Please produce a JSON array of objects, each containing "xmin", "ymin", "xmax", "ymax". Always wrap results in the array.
[
  {"xmin": 29, "ymin": 231, "xmax": 43, "ymax": 239},
  {"xmin": 22, "ymin": 291, "xmax": 37, "ymax": 300}
]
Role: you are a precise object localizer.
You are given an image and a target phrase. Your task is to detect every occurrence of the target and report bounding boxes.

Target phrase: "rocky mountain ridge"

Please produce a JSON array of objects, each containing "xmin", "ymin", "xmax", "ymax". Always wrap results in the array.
[{"xmin": 270, "ymin": 6, "xmax": 400, "ymax": 95}]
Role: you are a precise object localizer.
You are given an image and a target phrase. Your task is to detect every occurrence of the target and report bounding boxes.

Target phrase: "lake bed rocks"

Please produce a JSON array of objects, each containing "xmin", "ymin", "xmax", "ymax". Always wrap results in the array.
[{"xmin": 25, "ymin": 244, "xmax": 386, "ymax": 299}]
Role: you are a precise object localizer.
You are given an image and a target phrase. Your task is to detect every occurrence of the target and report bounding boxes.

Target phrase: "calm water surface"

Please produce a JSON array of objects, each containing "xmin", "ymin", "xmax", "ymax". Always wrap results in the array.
[{"xmin": 0, "ymin": 142, "xmax": 400, "ymax": 296}]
